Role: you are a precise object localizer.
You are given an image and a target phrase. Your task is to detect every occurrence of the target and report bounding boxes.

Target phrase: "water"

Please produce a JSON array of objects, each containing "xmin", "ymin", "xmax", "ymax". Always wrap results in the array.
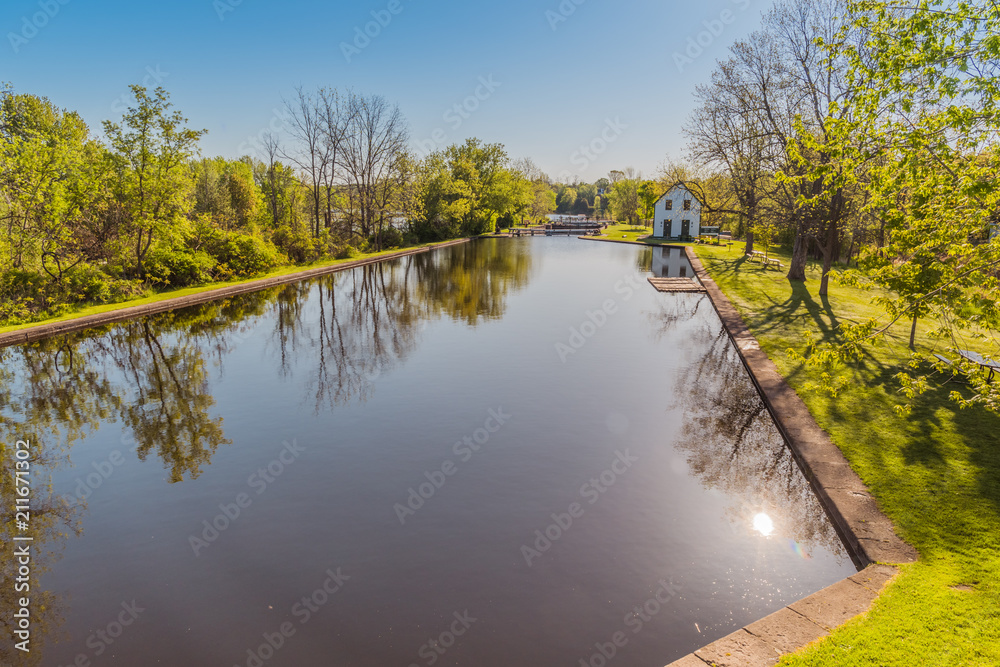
[{"xmin": 0, "ymin": 238, "xmax": 853, "ymax": 667}]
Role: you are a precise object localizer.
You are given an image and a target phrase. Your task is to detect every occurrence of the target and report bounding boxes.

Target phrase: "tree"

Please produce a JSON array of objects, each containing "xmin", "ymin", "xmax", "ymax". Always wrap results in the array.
[
  {"xmin": 282, "ymin": 87, "xmax": 331, "ymax": 238},
  {"xmin": 103, "ymin": 86, "xmax": 205, "ymax": 277},
  {"xmin": 418, "ymin": 139, "xmax": 521, "ymax": 237},
  {"xmin": 802, "ymin": 0, "xmax": 1000, "ymax": 411},
  {"xmin": 0, "ymin": 91, "xmax": 98, "ymax": 279},
  {"xmin": 557, "ymin": 187, "xmax": 577, "ymax": 213},
  {"xmin": 338, "ymin": 92, "xmax": 409, "ymax": 249},
  {"xmin": 607, "ymin": 170, "xmax": 641, "ymax": 224}
]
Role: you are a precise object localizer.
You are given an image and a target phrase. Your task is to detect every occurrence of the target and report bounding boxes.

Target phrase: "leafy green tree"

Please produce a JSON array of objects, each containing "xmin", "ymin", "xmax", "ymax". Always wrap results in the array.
[
  {"xmin": 103, "ymin": 86, "xmax": 206, "ymax": 277},
  {"xmin": 418, "ymin": 139, "xmax": 523, "ymax": 237},
  {"xmin": 0, "ymin": 91, "xmax": 97, "ymax": 278},
  {"xmin": 800, "ymin": 0, "xmax": 1000, "ymax": 411}
]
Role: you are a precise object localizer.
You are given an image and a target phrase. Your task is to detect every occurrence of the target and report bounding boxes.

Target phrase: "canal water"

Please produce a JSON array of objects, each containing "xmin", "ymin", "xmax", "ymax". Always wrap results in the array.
[{"xmin": 0, "ymin": 238, "xmax": 854, "ymax": 666}]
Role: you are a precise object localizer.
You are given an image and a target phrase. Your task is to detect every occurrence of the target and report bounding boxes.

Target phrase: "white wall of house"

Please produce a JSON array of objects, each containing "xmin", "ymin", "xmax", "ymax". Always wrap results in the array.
[{"xmin": 652, "ymin": 186, "xmax": 701, "ymax": 238}]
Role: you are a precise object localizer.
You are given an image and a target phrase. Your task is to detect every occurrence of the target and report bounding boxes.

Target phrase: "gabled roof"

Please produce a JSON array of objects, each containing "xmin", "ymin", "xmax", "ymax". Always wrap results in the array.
[{"xmin": 654, "ymin": 182, "xmax": 703, "ymax": 206}]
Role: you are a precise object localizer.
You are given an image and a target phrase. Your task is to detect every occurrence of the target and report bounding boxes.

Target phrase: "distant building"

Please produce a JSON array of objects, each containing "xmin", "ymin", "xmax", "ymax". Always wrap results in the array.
[{"xmin": 652, "ymin": 184, "xmax": 702, "ymax": 240}]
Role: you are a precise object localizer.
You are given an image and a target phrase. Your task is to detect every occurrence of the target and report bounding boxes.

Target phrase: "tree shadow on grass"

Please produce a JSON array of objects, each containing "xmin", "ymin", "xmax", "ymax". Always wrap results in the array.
[
  {"xmin": 750, "ymin": 279, "xmax": 843, "ymax": 344},
  {"xmin": 846, "ymin": 357, "xmax": 1000, "ymax": 518}
]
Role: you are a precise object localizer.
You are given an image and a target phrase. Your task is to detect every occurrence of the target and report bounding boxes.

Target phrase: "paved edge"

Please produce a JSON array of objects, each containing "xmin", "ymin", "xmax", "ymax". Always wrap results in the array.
[
  {"xmin": 660, "ymin": 247, "xmax": 918, "ymax": 667},
  {"xmin": 0, "ymin": 238, "xmax": 472, "ymax": 349},
  {"xmin": 665, "ymin": 565, "xmax": 900, "ymax": 667}
]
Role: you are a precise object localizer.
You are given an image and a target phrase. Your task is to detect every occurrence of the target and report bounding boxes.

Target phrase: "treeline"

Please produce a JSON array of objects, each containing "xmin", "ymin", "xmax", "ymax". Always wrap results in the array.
[
  {"xmin": 550, "ymin": 169, "xmax": 668, "ymax": 226},
  {"xmin": 0, "ymin": 84, "xmax": 550, "ymax": 325},
  {"xmin": 679, "ymin": 0, "xmax": 1000, "ymax": 407}
]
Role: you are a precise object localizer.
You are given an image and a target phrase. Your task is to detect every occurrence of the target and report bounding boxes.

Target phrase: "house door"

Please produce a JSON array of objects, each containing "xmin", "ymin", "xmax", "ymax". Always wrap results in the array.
[
  {"xmin": 681, "ymin": 220, "xmax": 690, "ymax": 237},
  {"xmin": 665, "ymin": 220, "xmax": 672, "ymax": 238}
]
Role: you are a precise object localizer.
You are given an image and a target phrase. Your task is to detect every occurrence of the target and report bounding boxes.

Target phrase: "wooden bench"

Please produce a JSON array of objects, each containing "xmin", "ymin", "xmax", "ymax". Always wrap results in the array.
[{"xmin": 765, "ymin": 258, "xmax": 783, "ymax": 269}]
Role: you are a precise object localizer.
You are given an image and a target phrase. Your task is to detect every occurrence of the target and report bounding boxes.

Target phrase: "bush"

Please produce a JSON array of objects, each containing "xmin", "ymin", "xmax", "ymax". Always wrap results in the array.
[
  {"xmin": 0, "ymin": 269, "xmax": 46, "ymax": 305},
  {"xmin": 336, "ymin": 245, "xmax": 361, "ymax": 260},
  {"xmin": 372, "ymin": 226, "xmax": 405, "ymax": 250},
  {"xmin": 203, "ymin": 230, "xmax": 282, "ymax": 278},
  {"xmin": 145, "ymin": 246, "xmax": 217, "ymax": 288},
  {"xmin": 272, "ymin": 225, "xmax": 320, "ymax": 264},
  {"xmin": 60, "ymin": 265, "xmax": 146, "ymax": 304},
  {"xmin": 0, "ymin": 265, "xmax": 149, "ymax": 325}
]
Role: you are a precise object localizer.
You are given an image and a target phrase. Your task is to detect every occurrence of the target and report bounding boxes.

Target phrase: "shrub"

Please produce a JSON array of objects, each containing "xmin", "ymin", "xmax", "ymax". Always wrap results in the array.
[
  {"xmin": 272, "ymin": 225, "xmax": 319, "ymax": 264},
  {"xmin": 336, "ymin": 245, "xmax": 361, "ymax": 260},
  {"xmin": 145, "ymin": 246, "xmax": 218, "ymax": 288},
  {"xmin": 204, "ymin": 230, "xmax": 282, "ymax": 278},
  {"xmin": 373, "ymin": 226, "xmax": 404, "ymax": 250},
  {"xmin": 60, "ymin": 265, "xmax": 146, "ymax": 304}
]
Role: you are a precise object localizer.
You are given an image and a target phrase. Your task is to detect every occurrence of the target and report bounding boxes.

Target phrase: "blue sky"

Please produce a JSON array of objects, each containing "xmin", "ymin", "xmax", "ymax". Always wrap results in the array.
[{"xmin": 1, "ymin": 0, "xmax": 764, "ymax": 183}]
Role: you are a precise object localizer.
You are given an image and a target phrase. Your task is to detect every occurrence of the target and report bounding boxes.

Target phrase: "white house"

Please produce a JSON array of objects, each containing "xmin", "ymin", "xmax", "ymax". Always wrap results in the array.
[{"xmin": 652, "ymin": 184, "xmax": 702, "ymax": 240}]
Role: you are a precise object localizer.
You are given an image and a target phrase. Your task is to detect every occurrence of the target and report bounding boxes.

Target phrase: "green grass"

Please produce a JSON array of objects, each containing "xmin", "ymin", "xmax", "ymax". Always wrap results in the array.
[
  {"xmin": 597, "ymin": 223, "xmax": 697, "ymax": 245},
  {"xmin": 0, "ymin": 239, "xmax": 463, "ymax": 336},
  {"xmin": 693, "ymin": 243, "xmax": 1000, "ymax": 666}
]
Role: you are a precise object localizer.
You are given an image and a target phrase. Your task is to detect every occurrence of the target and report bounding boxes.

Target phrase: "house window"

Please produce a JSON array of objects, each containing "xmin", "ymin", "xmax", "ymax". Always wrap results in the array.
[
  {"xmin": 683, "ymin": 200, "xmax": 691, "ymax": 210},
  {"xmin": 665, "ymin": 200, "xmax": 673, "ymax": 210}
]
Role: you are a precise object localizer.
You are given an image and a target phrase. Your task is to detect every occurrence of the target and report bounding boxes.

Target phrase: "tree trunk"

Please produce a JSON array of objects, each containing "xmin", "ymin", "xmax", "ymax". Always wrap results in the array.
[
  {"xmin": 909, "ymin": 312, "xmax": 918, "ymax": 350},
  {"xmin": 819, "ymin": 217, "xmax": 839, "ymax": 296},
  {"xmin": 787, "ymin": 222, "xmax": 808, "ymax": 281},
  {"xmin": 744, "ymin": 229, "xmax": 755, "ymax": 255}
]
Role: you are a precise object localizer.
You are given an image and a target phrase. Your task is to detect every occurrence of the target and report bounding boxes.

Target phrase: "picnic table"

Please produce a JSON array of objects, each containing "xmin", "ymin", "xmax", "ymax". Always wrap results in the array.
[
  {"xmin": 746, "ymin": 250, "xmax": 783, "ymax": 269},
  {"xmin": 957, "ymin": 349, "xmax": 1000, "ymax": 382}
]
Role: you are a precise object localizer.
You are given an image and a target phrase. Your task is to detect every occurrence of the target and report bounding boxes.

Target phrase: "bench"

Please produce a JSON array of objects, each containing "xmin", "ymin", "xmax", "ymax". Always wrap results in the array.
[{"xmin": 765, "ymin": 258, "xmax": 783, "ymax": 269}]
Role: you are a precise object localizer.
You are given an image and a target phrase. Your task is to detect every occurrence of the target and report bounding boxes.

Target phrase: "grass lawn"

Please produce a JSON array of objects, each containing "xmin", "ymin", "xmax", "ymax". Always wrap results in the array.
[
  {"xmin": 693, "ymin": 243, "xmax": 1000, "ymax": 665},
  {"xmin": 0, "ymin": 239, "xmax": 464, "ymax": 336},
  {"xmin": 596, "ymin": 223, "xmax": 701, "ymax": 245}
]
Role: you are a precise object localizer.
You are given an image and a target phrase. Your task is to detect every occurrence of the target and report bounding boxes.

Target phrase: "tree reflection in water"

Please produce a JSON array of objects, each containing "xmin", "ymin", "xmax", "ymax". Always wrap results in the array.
[
  {"xmin": 647, "ymin": 296, "xmax": 844, "ymax": 557},
  {"xmin": 0, "ymin": 239, "xmax": 534, "ymax": 663},
  {"xmin": 0, "ymin": 347, "xmax": 84, "ymax": 665},
  {"xmin": 270, "ymin": 239, "xmax": 534, "ymax": 412}
]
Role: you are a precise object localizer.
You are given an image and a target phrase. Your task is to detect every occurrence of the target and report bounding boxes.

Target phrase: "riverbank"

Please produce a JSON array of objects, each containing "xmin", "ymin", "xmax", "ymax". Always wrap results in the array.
[
  {"xmin": 0, "ymin": 238, "xmax": 471, "ymax": 348},
  {"xmin": 692, "ymin": 243, "xmax": 1000, "ymax": 665}
]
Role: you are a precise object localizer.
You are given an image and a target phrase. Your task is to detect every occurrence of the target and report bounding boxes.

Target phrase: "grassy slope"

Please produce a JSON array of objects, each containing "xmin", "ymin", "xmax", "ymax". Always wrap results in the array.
[
  {"xmin": 0, "ymin": 240, "xmax": 463, "ymax": 336},
  {"xmin": 693, "ymin": 243, "xmax": 1000, "ymax": 666}
]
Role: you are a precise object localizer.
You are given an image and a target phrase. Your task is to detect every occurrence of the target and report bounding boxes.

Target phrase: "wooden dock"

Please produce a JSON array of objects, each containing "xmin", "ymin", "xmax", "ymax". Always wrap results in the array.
[{"xmin": 647, "ymin": 277, "xmax": 707, "ymax": 293}]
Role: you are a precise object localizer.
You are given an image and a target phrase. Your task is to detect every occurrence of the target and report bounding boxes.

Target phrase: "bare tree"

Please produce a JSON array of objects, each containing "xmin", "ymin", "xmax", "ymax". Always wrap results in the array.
[
  {"xmin": 261, "ymin": 132, "xmax": 281, "ymax": 227},
  {"xmin": 337, "ymin": 93, "xmax": 408, "ymax": 251},
  {"xmin": 282, "ymin": 87, "xmax": 332, "ymax": 237}
]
